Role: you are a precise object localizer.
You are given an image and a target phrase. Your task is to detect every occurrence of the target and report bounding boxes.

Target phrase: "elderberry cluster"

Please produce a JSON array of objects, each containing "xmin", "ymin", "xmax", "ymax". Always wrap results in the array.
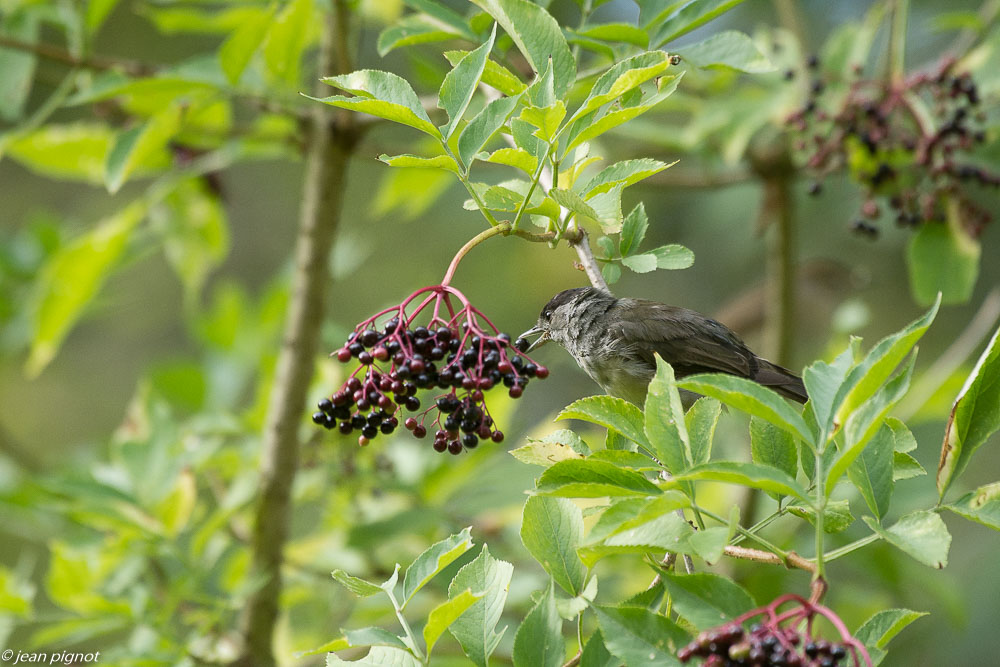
[
  {"xmin": 312, "ymin": 285, "xmax": 547, "ymax": 453},
  {"xmin": 678, "ymin": 623, "xmax": 849, "ymax": 667},
  {"xmin": 677, "ymin": 595, "xmax": 871, "ymax": 667},
  {"xmin": 786, "ymin": 55, "xmax": 996, "ymax": 239}
]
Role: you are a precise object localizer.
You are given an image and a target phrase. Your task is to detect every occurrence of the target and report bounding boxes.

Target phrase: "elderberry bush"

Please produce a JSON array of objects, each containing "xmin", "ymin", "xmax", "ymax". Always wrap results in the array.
[
  {"xmin": 677, "ymin": 595, "xmax": 871, "ymax": 667},
  {"xmin": 312, "ymin": 285, "xmax": 547, "ymax": 453},
  {"xmin": 786, "ymin": 55, "xmax": 997, "ymax": 240}
]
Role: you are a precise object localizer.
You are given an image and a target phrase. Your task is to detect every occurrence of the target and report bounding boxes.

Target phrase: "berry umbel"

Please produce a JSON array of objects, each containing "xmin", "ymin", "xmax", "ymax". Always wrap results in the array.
[
  {"xmin": 677, "ymin": 594, "xmax": 872, "ymax": 667},
  {"xmin": 787, "ymin": 55, "xmax": 996, "ymax": 239},
  {"xmin": 313, "ymin": 285, "xmax": 548, "ymax": 453}
]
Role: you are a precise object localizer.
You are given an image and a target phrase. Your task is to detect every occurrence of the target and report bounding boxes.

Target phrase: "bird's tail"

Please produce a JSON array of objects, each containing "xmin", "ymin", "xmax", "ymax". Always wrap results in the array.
[{"xmin": 753, "ymin": 359, "xmax": 808, "ymax": 403}]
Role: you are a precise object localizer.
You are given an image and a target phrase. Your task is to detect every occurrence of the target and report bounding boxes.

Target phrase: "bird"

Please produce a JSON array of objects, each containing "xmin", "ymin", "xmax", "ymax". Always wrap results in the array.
[{"xmin": 519, "ymin": 287, "xmax": 807, "ymax": 407}]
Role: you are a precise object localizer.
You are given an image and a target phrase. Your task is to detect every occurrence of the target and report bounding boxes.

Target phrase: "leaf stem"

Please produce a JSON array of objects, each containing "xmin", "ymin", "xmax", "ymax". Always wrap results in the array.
[
  {"xmin": 889, "ymin": 0, "xmax": 909, "ymax": 84},
  {"xmin": 821, "ymin": 532, "xmax": 881, "ymax": 562},
  {"xmin": 694, "ymin": 505, "xmax": 790, "ymax": 561},
  {"xmin": 511, "ymin": 143, "xmax": 554, "ymax": 232},
  {"xmin": 386, "ymin": 587, "xmax": 426, "ymax": 662}
]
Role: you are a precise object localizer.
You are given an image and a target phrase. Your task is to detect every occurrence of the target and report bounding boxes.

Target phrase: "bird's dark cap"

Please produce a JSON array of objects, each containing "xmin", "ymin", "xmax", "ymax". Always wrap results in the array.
[{"xmin": 540, "ymin": 287, "xmax": 606, "ymax": 316}]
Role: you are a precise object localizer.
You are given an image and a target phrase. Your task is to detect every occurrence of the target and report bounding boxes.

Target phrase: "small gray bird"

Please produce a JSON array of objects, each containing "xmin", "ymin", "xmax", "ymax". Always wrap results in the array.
[{"xmin": 520, "ymin": 287, "xmax": 807, "ymax": 406}]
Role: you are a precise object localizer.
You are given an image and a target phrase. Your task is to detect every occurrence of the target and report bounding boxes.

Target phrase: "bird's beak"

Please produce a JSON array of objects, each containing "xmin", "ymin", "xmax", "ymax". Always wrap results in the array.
[{"xmin": 519, "ymin": 325, "xmax": 550, "ymax": 352}]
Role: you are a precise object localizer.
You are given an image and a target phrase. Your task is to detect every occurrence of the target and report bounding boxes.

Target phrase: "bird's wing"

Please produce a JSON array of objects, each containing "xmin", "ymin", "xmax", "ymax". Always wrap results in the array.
[{"xmin": 614, "ymin": 300, "xmax": 756, "ymax": 378}]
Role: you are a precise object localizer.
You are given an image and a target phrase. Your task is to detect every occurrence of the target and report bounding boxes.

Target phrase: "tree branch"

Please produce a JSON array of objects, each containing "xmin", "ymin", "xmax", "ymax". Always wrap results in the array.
[
  {"xmin": 0, "ymin": 34, "xmax": 153, "ymax": 75},
  {"xmin": 724, "ymin": 545, "xmax": 816, "ymax": 575},
  {"xmin": 234, "ymin": 5, "xmax": 357, "ymax": 664}
]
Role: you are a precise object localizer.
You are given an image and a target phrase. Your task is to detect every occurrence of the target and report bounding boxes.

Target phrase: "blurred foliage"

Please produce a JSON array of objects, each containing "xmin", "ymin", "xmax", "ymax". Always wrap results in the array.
[{"xmin": 1, "ymin": 0, "xmax": 999, "ymax": 666}]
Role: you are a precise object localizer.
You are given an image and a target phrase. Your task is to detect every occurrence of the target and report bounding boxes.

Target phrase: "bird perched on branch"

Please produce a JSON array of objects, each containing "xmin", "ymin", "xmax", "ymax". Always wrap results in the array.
[{"xmin": 520, "ymin": 287, "xmax": 807, "ymax": 407}]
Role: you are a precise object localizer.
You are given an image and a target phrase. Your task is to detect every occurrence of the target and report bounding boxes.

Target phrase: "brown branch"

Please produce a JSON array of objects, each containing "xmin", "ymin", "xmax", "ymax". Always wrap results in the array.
[
  {"xmin": 0, "ymin": 34, "xmax": 153, "ymax": 76},
  {"xmin": 234, "ymin": 4, "xmax": 357, "ymax": 665},
  {"xmin": 724, "ymin": 545, "xmax": 817, "ymax": 575}
]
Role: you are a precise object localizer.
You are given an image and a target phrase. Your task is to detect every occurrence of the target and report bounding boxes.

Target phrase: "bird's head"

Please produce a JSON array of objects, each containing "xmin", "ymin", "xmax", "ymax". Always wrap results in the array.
[{"xmin": 519, "ymin": 287, "xmax": 610, "ymax": 351}]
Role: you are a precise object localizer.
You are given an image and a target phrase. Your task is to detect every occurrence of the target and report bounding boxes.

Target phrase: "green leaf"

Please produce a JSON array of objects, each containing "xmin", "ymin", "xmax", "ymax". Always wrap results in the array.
[
  {"xmin": 602, "ymin": 261, "xmax": 622, "ymax": 285},
  {"xmin": 580, "ymin": 630, "xmax": 617, "ymax": 667},
  {"xmin": 536, "ymin": 459, "xmax": 663, "ymax": 498},
  {"xmin": 424, "ymin": 589, "xmax": 483, "ymax": 656},
  {"xmin": 158, "ymin": 179, "xmax": 229, "ymax": 300},
  {"xmin": 446, "ymin": 50, "xmax": 527, "ymax": 96},
  {"xmin": 621, "ymin": 253, "xmax": 658, "ymax": 273},
  {"xmin": 673, "ymin": 461, "xmax": 809, "ymax": 501},
  {"xmin": 855, "ymin": 608, "xmax": 928, "ymax": 649},
  {"xmin": 826, "ymin": 357, "xmax": 915, "ymax": 497},
  {"xmin": 0, "ymin": 11, "xmax": 38, "ymax": 121},
  {"xmin": 510, "ymin": 437, "xmax": 586, "ymax": 468},
  {"xmin": 470, "ymin": 0, "xmax": 576, "ymax": 97},
  {"xmin": 583, "ymin": 159, "xmax": 675, "ymax": 198},
  {"xmin": 512, "ymin": 582, "xmax": 563, "ymax": 667},
  {"xmin": 105, "ymin": 105, "xmax": 183, "ymax": 193},
  {"xmin": 5, "ymin": 122, "xmax": 115, "ymax": 184},
  {"xmin": 521, "ymin": 496, "xmax": 585, "ymax": 595},
  {"xmin": 558, "ymin": 395, "xmax": 649, "ymax": 448},
  {"xmin": 586, "ymin": 494, "xmax": 690, "ymax": 544},
  {"xmin": 644, "ymin": 358, "xmax": 692, "ymax": 473},
  {"xmin": 331, "ymin": 570, "xmax": 383, "ymax": 597},
  {"xmin": 572, "ymin": 51, "xmax": 670, "ymax": 120},
  {"xmin": 677, "ymin": 374, "xmax": 812, "ymax": 444},
  {"xmin": 564, "ymin": 74, "xmax": 682, "ymax": 153},
  {"xmin": 863, "ymin": 511, "xmax": 951, "ymax": 569},
  {"xmin": 457, "ymin": 93, "xmax": 522, "ymax": 168},
  {"xmin": 218, "ymin": 6, "xmax": 274, "ymax": 84},
  {"xmin": 378, "ymin": 15, "xmax": 462, "ymax": 56},
  {"xmin": 519, "ymin": 101, "xmax": 566, "ymax": 142},
  {"xmin": 649, "ymin": 244, "xmax": 695, "ymax": 270},
  {"xmin": 588, "ymin": 450, "xmax": 661, "ymax": 470},
  {"xmin": 326, "ymin": 646, "xmax": 422, "ymax": 667},
  {"xmin": 803, "ymin": 343, "xmax": 858, "ymax": 441},
  {"xmin": 378, "ymin": 153, "xmax": 460, "ymax": 174},
  {"xmin": 575, "ymin": 22, "xmax": 649, "ymax": 47},
  {"xmin": 687, "ymin": 524, "xmax": 731, "ymax": 563},
  {"xmin": 27, "ymin": 203, "xmax": 146, "ymax": 377},
  {"xmin": 438, "ymin": 25, "xmax": 497, "ymax": 140},
  {"xmin": 404, "ymin": 0, "xmax": 477, "ymax": 38},
  {"xmin": 617, "ymin": 203, "xmax": 649, "ymax": 258},
  {"xmin": 848, "ymin": 422, "xmax": 895, "ymax": 518},
  {"xmin": 402, "ymin": 527, "xmax": 474, "ymax": 605},
  {"xmin": 448, "ymin": 545, "xmax": 513, "ymax": 667},
  {"xmin": 674, "ymin": 30, "xmax": 774, "ymax": 72},
  {"xmin": 650, "ymin": 0, "xmax": 747, "ymax": 48},
  {"xmin": 296, "ymin": 627, "xmax": 408, "ymax": 657},
  {"xmin": 686, "ymin": 397, "xmax": 721, "ymax": 465},
  {"xmin": 579, "ymin": 512, "xmax": 696, "ymax": 567},
  {"xmin": 587, "ymin": 184, "xmax": 625, "ymax": 233},
  {"xmin": 832, "ymin": 296, "xmax": 940, "ymax": 429},
  {"xmin": 262, "ymin": 0, "xmax": 314, "ymax": 85},
  {"xmin": 944, "ymin": 481, "xmax": 1000, "ymax": 530},
  {"xmin": 750, "ymin": 416, "xmax": 798, "ymax": 498},
  {"xmin": 937, "ymin": 323, "xmax": 1000, "ymax": 498},
  {"xmin": 893, "ymin": 451, "xmax": 926, "ymax": 481},
  {"xmin": 318, "ymin": 70, "xmax": 440, "ymax": 138},
  {"xmin": 593, "ymin": 606, "xmax": 688, "ymax": 666},
  {"xmin": 787, "ymin": 498, "xmax": 854, "ymax": 533},
  {"xmin": 485, "ymin": 147, "xmax": 537, "ymax": 173},
  {"xmin": 907, "ymin": 216, "xmax": 980, "ymax": 306},
  {"xmin": 660, "ymin": 572, "xmax": 754, "ymax": 630}
]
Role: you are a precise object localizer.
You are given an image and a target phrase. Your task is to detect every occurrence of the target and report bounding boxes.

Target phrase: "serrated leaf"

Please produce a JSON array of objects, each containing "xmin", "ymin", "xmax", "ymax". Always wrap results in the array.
[
  {"xmin": 618, "ymin": 203, "xmax": 649, "ymax": 257},
  {"xmin": 575, "ymin": 22, "xmax": 649, "ymax": 47},
  {"xmin": 378, "ymin": 16, "xmax": 461, "ymax": 56},
  {"xmin": 424, "ymin": 589, "xmax": 482, "ymax": 655},
  {"xmin": 855, "ymin": 608, "xmax": 928, "ymax": 649},
  {"xmin": 587, "ymin": 450, "xmax": 661, "ymax": 470},
  {"xmin": 27, "ymin": 203, "xmax": 146, "ymax": 377},
  {"xmin": 848, "ymin": 422, "xmax": 895, "ymax": 518},
  {"xmin": 521, "ymin": 496, "xmax": 585, "ymax": 595},
  {"xmin": 787, "ymin": 499, "xmax": 854, "ymax": 533},
  {"xmin": 447, "ymin": 50, "xmax": 527, "ymax": 95},
  {"xmin": 536, "ymin": 459, "xmax": 663, "ymax": 498},
  {"xmin": 803, "ymin": 344, "xmax": 857, "ymax": 442},
  {"xmin": 601, "ymin": 261, "xmax": 622, "ymax": 285},
  {"xmin": 438, "ymin": 24, "xmax": 497, "ymax": 140},
  {"xmin": 583, "ymin": 159, "xmax": 674, "ymax": 198},
  {"xmin": 593, "ymin": 606, "xmax": 689, "ymax": 665},
  {"xmin": 650, "ymin": 0, "xmax": 747, "ymax": 48},
  {"xmin": 644, "ymin": 358, "xmax": 692, "ymax": 472},
  {"xmin": 649, "ymin": 244, "xmax": 694, "ymax": 270},
  {"xmin": 750, "ymin": 416, "xmax": 798, "ymax": 500},
  {"xmin": 470, "ymin": 0, "xmax": 576, "ymax": 97},
  {"xmin": 892, "ymin": 451, "xmax": 925, "ymax": 481},
  {"xmin": 511, "ymin": 582, "xmax": 562, "ymax": 667},
  {"xmin": 673, "ymin": 461, "xmax": 809, "ymax": 501},
  {"xmin": 457, "ymin": 93, "xmax": 522, "ymax": 167},
  {"xmin": 485, "ymin": 147, "xmax": 537, "ymax": 173},
  {"xmin": 944, "ymin": 481, "xmax": 1000, "ymax": 530},
  {"xmin": 402, "ymin": 527, "xmax": 474, "ymax": 605},
  {"xmin": 326, "ymin": 646, "xmax": 422, "ymax": 667},
  {"xmin": 378, "ymin": 153, "xmax": 460, "ymax": 174},
  {"xmin": 571, "ymin": 51, "xmax": 670, "ymax": 121},
  {"xmin": 621, "ymin": 253, "xmax": 658, "ymax": 273},
  {"xmin": 317, "ymin": 70, "xmax": 440, "ymax": 138},
  {"xmin": 687, "ymin": 397, "xmax": 721, "ymax": 465},
  {"xmin": 937, "ymin": 323, "xmax": 1000, "ymax": 498},
  {"xmin": 330, "ymin": 570, "xmax": 383, "ymax": 597},
  {"xmin": 580, "ymin": 512, "xmax": 698, "ymax": 567},
  {"xmin": 660, "ymin": 572, "xmax": 754, "ymax": 630},
  {"xmin": 677, "ymin": 374, "xmax": 812, "ymax": 444},
  {"xmin": 549, "ymin": 187, "xmax": 601, "ymax": 221},
  {"xmin": 586, "ymin": 494, "xmax": 690, "ymax": 544},
  {"xmin": 863, "ymin": 511, "xmax": 951, "ymax": 569},
  {"xmin": 448, "ymin": 545, "xmax": 513, "ymax": 667},
  {"xmin": 558, "ymin": 395, "xmax": 649, "ymax": 448},
  {"xmin": 674, "ymin": 30, "xmax": 774, "ymax": 72}
]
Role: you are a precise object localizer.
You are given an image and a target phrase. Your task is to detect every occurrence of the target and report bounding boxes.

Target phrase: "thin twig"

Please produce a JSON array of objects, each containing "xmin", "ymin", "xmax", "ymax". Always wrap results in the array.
[
  {"xmin": 0, "ymin": 34, "xmax": 153, "ymax": 75},
  {"xmin": 724, "ymin": 545, "xmax": 817, "ymax": 575}
]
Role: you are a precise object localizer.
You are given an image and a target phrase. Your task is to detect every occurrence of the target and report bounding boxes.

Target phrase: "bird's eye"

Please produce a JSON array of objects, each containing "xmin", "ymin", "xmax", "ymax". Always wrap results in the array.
[{"xmin": 543, "ymin": 310, "xmax": 553, "ymax": 320}]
